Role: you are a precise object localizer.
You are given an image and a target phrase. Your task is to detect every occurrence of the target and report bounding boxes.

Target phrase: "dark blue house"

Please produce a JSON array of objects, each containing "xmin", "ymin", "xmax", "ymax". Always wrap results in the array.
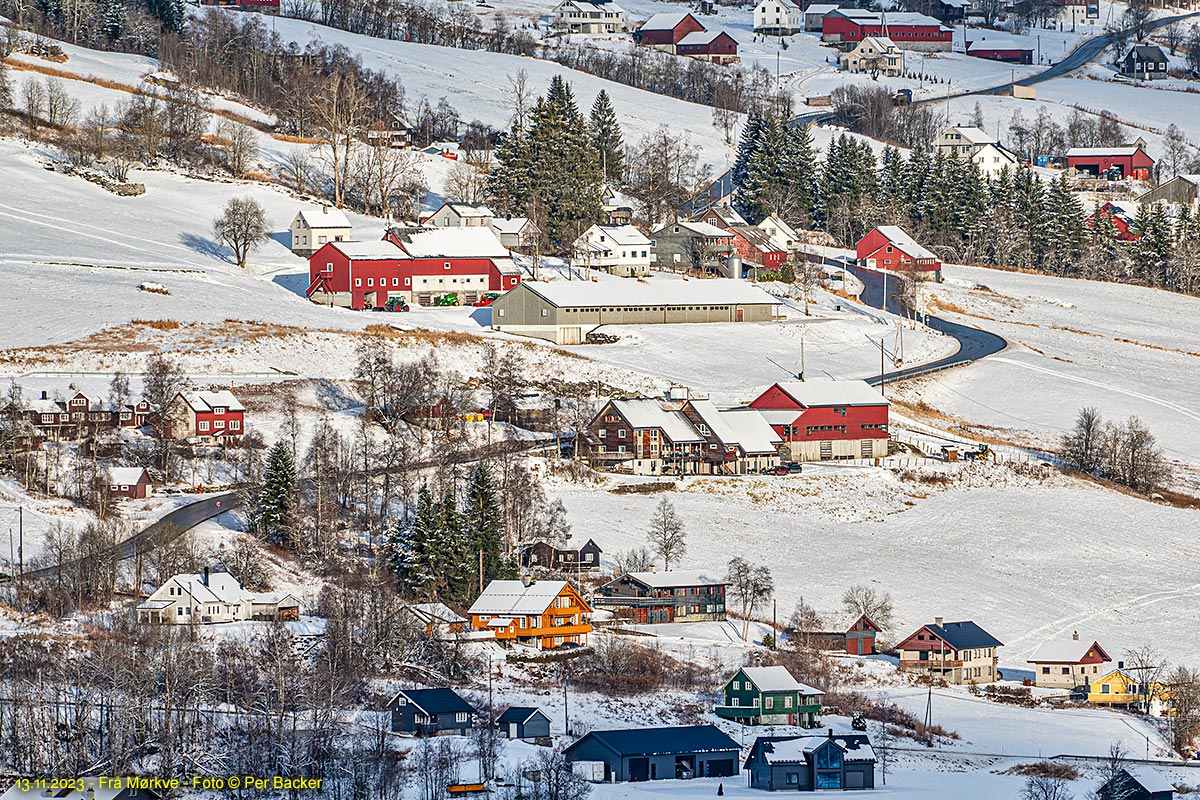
[
  {"xmin": 1098, "ymin": 767, "xmax": 1175, "ymax": 800},
  {"xmin": 745, "ymin": 731, "xmax": 876, "ymax": 791},
  {"xmin": 497, "ymin": 706, "xmax": 552, "ymax": 739},
  {"xmin": 387, "ymin": 688, "xmax": 475, "ymax": 735},
  {"xmin": 564, "ymin": 725, "xmax": 740, "ymax": 782}
]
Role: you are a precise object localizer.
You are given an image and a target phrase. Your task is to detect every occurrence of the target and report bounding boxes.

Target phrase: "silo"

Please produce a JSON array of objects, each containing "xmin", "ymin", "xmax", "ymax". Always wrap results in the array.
[{"xmin": 726, "ymin": 251, "xmax": 742, "ymax": 280}]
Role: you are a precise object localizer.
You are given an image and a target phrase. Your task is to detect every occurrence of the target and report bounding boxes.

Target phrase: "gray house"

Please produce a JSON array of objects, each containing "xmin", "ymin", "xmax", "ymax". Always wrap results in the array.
[
  {"xmin": 496, "ymin": 706, "xmax": 552, "ymax": 739},
  {"xmin": 564, "ymin": 725, "xmax": 740, "ymax": 782},
  {"xmin": 650, "ymin": 220, "xmax": 736, "ymax": 272},
  {"xmin": 745, "ymin": 731, "xmax": 875, "ymax": 791},
  {"xmin": 387, "ymin": 688, "xmax": 475, "ymax": 735},
  {"xmin": 1120, "ymin": 45, "xmax": 1168, "ymax": 80}
]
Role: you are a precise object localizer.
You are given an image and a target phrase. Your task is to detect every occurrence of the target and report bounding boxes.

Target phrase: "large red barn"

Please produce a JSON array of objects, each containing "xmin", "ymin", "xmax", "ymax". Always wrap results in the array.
[
  {"xmin": 634, "ymin": 11, "xmax": 705, "ymax": 46},
  {"xmin": 749, "ymin": 380, "xmax": 889, "ymax": 461},
  {"xmin": 855, "ymin": 226, "xmax": 942, "ymax": 274},
  {"xmin": 822, "ymin": 10, "xmax": 951, "ymax": 51},
  {"xmin": 675, "ymin": 30, "xmax": 740, "ymax": 63},
  {"xmin": 307, "ymin": 230, "xmax": 522, "ymax": 309},
  {"xmin": 1066, "ymin": 144, "xmax": 1155, "ymax": 180}
]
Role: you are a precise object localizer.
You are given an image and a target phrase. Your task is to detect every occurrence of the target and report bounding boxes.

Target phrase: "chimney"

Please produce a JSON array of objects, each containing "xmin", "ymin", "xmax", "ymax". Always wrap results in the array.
[
  {"xmin": 202, "ymin": 566, "xmax": 210, "ymax": 587},
  {"xmin": 41, "ymin": 390, "xmax": 48, "ymax": 400},
  {"xmin": 827, "ymin": 728, "xmax": 833, "ymax": 740},
  {"xmin": 322, "ymin": 206, "xmax": 329, "ymax": 215},
  {"xmin": 934, "ymin": 616, "xmax": 944, "ymax": 627},
  {"xmin": 1072, "ymin": 631, "xmax": 1079, "ymax": 641},
  {"xmin": 1118, "ymin": 660, "xmax": 1124, "ymax": 669}
]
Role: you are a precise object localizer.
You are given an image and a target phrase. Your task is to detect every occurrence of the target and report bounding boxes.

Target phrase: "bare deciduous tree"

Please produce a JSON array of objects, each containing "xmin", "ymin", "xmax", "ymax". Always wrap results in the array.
[
  {"xmin": 842, "ymin": 584, "xmax": 894, "ymax": 633},
  {"xmin": 213, "ymin": 196, "xmax": 271, "ymax": 269},
  {"xmin": 646, "ymin": 497, "xmax": 686, "ymax": 570},
  {"xmin": 725, "ymin": 556, "xmax": 774, "ymax": 640},
  {"xmin": 217, "ymin": 119, "xmax": 259, "ymax": 178}
]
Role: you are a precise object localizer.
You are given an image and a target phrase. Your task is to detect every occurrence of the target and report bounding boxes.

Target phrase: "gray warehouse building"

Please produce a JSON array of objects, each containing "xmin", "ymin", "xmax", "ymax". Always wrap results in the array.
[
  {"xmin": 564, "ymin": 724, "xmax": 741, "ymax": 782},
  {"xmin": 490, "ymin": 279, "xmax": 780, "ymax": 344}
]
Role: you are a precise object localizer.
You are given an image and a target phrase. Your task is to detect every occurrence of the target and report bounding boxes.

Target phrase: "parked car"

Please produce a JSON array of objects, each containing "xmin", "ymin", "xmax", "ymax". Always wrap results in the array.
[
  {"xmin": 782, "ymin": 461, "xmax": 803, "ymax": 473},
  {"xmin": 760, "ymin": 465, "xmax": 790, "ymax": 476}
]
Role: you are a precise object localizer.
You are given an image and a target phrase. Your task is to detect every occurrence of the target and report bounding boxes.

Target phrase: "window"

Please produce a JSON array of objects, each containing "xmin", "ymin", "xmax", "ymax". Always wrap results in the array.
[
  {"xmin": 229, "ymin": 420, "xmax": 240, "ymax": 430},
  {"xmin": 177, "ymin": 607, "xmax": 184, "ymax": 616},
  {"xmin": 599, "ymin": 429, "xmax": 607, "ymax": 438},
  {"xmin": 393, "ymin": 278, "xmax": 399, "ymax": 286},
  {"xmin": 815, "ymin": 746, "xmax": 842, "ymax": 770},
  {"xmin": 1042, "ymin": 666, "xmax": 1050, "ymax": 674},
  {"xmin": 1062, "ymin": 667, "xmax": 1070, "ymax": 675},
  {"xmin": 541, "ymin": 309, "xmax": 548, "ymax": 317},
  {"xmin": 355, "ymin": 278, "xmax": 362, "ymax": 287},
  {"xmin": 367, "ymin": 278, "xmax": 374, "ymax": 287},
  {"xmin": 198, "ymin": 421, "xmax": 210, "ymax": 431},
  {"xmin": 1101, "ymin": 684, "xmax": 1110, "ymax": 694},
  {"xmin": 325, "ymin": 262, "xmax": 333, "ymax": 272},
  {"xmin": 785, "ymin": 773, "xmax": 799, "ymax": 786},
  {"xmin": 765, "ymin": 697, "xmax": 773, "ymax": 709},
  {"xmin": 497, "ymin": 309, "xmax": 505, "ymax": 317},
  {"xmin": 455, "ymin": 712, "xmax": 469, "ymax": 723},
  {"xmin": 444, "ymin": 262, "xmax": 452, "ymax": 269}
]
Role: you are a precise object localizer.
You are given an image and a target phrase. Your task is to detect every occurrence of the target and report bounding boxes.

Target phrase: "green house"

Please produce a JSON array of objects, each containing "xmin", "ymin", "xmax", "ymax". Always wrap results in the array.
[{"xmin": 715, "ymin": 666, "xmax": 824, "ymax": 728}]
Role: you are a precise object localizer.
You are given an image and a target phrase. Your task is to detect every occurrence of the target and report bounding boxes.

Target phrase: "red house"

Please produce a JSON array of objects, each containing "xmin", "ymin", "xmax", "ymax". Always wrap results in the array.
[
  {"xmin": 1067, "ymin": 144, "xmax": 1155, "ymax": 180},
  {"xmin": 822, "ymin": 10, "xmax": 952, "ymax": 50},
  {"xmin": 307, "ymin": 231, "xmax": 522, "ymax": 310},
  {"xmin": 728, "ymin": 226, "xmax": 787, "ymax": 270},
  {"xmin": 811, "ymin": 614, "xmax": 881, "ymax": 656},
  {"xmin": 966, "ymin": 38, "xmax": 1033, "ymax": 64},
  {"xmin": 1086, "ymin": 201, "xmax": 1139, "ymax": 241},
  {"xmin": 635, "ymin": 11, "xmax": 705, "ymax": 46},
  {"xmin": 101, "ymin": 467, "xmax": 153, "ymax": 500},
  {"xmin": 676, "ymin": 30, "xmax": 739, "ymax": 63},
  {"xmin": 748, "ymin": 379, "xmax": 889, "ymax": 461},
  {"xmin": 166, "ymin": 390, "xmax": 245, "ymax": 440},
  {"xmin": 856, "ymin": 225, "xmax": 942, "ymax": 273}
]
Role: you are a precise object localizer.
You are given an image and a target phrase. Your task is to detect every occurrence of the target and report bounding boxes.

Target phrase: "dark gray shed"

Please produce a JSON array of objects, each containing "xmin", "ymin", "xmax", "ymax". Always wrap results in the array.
[
  {"xmin": 563, "ymin": 724, "xmax": 740, "ymax": 782},
  {"xmin": 496, "ymin": 706, "xmax": 552, "ymax": 739}
]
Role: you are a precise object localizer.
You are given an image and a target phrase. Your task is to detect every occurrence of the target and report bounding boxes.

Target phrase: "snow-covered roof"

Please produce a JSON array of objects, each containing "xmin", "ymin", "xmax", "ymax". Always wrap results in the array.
[
  {"xmin": 755, "ymin": 735, "xmax": 875, "ymax": 765},
  {"xmin": 677, "ymin": 29, "xmax": 735, "ymax": 46},
  {"xmin": 1067, "ymin": 146, "xmax": 1144, "ymax": 157},
  {"xmin": 581, "ymin": 224, "xmax": 652, "ymax": 247},
  {"xmin": 966, "ymin": 36, "xmax": 1032, "ymax": 52},
  {"xmin": 518, "ymin": 278, "xmax": 779, "ymax": 309},
  {"xmin": 641, "ymin": 12, "xmax": 691, "ymax": 30},
  {"xmin": 730, "ymin": 226, "xmax": 786, "ymax": 253},
  {"xmin": 436, "ymin": 202, "xmax": 494, "ymax": 219},
  {"xmin": 611, "ymin": 398, "xmax": 703, "ymax": 443},
  {"xmin": 622, "ymin": 570, "xmax": 725, "ymax": 588},
  {"xmin": 1121, "ymin": 767, "xmax": 1175, "ymax": 794},
  {"xmin": 872, "ymin": 225, "xmax": 938, "ymax": 260},
  {"xmin": 406, "ymin": 603, "xmax": 466, "ymax": 625},
  {"xmin": 757, "ymin": 0, "xmax": 802, "ymax": 9},
  {"xmin": 182, "ymin": 390, "xmax": 245, "ymax": 413},
  {"xmin": 756, "ymin": 408, "xmax": 804, "ymax": 425},
  {"xmin": 661, "ymin": 220, "xmax": 732, "ymax": 238},
  {"xmin": 490, "ymin": 216, "xmax": 533, "ymax": 235},
  {"xmin": 493, "ymin": 258, "xmax": 523, "ymax": 276},
  {"xmin": 329, "ymin": 240, "xmax": 405, "ymax": 260},
  {"xmin": 469, "ymin": 580, "xmax": 577, "ymax": 616},
  {"xmin": 107, "ymin": 466, "xmax": 148, "ymax": 485},
  {"xmin": 829, "ymin": 9, "xmax": 947, "ymax": 28},
  {"xmin": 804, "ymin": 3, "xmax": 839, "ymax": 14},
  {"xmin": 688, "ymin": 399, "xmax": 781, "ymax": 454},
  {"xmin": 704, "ymin": 205, "xmax": 748, "ymax": 226},
  {"xmin": 295, "ymin": 206, "xmax": 352, "ymax": 229},
  {"xmin": 772, "ymin": 379, "xmax": 888, "ymax": 409},
  {"xmin": 855, "ymin": 36, "xmax": 899, "ymax": 52},
  {"xmin": 944, "ymin": 126, "xmax": 995, "ymax": 144},
  {"xmin": 399, "ymin": 228, "xmax": 509, "ymax": 258},
  {"xmin": 1028, "ymin": 638, "xmax": 1109, "ymax": 665},
  {"xmin": 740, "ymin": 665, "xmax": 822, "ymax": 694},
  {"xmin": 171, "ymin": 571, "xmax": 247, "ymax": 604}
]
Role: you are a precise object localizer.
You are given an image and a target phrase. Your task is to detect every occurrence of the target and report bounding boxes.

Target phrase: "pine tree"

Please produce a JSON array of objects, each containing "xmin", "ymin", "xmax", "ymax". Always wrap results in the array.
[
  {"xmin": 779, "ymin": 120, "xmax": 818, "ymax": 224},
  {"xmin": 1131, "ymin": 202, "xmax": 1174, "ymax": 287},
  {"xmin": 391, "ymin": 484, "xmax": 443, "ymax": 600},
  {"xmin": 461, "ymin": 463, "xmax": 512, "ymax": 595},
  {"xmin": 590, "ymin": 90, "xmax": 624, "ymax": 183},
  {"xmin": 99, "ymin": 0, "xmax": 126, "ymax": 40},
  {"xmin": 738, "ymin": 113, "xmax": 786, "ymax": 223},
  {"xmin": 438, "ymin": 486, "xmax": 474, "ymax": 602},
  {"xmin": 1042, "ymin": 172, "xmax": 1086, "ymax": 275},
  {"xmin": 732, "ymin": 108, "xmax": 767, "ymax": 192},
  {"xmin": 257, "ymin": 441, "xmax": 298, "ymax": 548}
]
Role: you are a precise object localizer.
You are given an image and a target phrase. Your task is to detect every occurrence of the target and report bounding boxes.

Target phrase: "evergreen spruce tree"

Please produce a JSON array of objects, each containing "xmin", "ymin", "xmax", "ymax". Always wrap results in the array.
[
  {"xmin": 779, "ymin": 120, "xmax": 818, "ymax": 224},
  {"xmin": 590, "ymin": 90, "xmax": 624, "ymax": 183},
  {"xmin": 738, "ymin": 113, "xmax": 786, "ymax": 223},
  {"xmin": 1042, "ymin": 172, "xmax": 1087, "ymax": 275},
  {"xmin": 1131, "ymin": 202, "xmax": 1174, "ymax": 287},
  {"xmin": 438, "ymin": 486, "xmax": 474, "ymax": 602},
  {"xmin": 487, "ymin": 125, "xmax": 532, "ymax": 216},
  {"xmin": 877, "ymin": 147, "xmax": 906, "ymax": 219},
  {"xmin": 391, "ymin": 484, "xmax": 443, "ymax": 600},
  {"xmin": 99, "ymin": 0, "xmax": 126, "ymax": 40},
  {"xmin": 732, "ymin": 108, "xmax": 767, "ymax": 194},
  {"xmin": 1011, "ymin": 168, "xmax": 1048, "ymax": 271},
  {"xmin": 257, "ymin": 441, "xmax": 298, "ymax": 549},
  {"xmin": 461, "ymin": 463, "xmax": 513, "ymax": 596},
  {"xmin": 0, "ymin": 60, "xmax": 11, "ymax": 126},
  {"xmin": 903, "ymin": 146, "xmax": 932, "ymax": 226}
]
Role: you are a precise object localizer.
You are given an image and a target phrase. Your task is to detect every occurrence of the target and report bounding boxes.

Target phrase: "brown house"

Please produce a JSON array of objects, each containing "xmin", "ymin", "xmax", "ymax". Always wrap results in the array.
[
  {"xmin": 520, "ymin": 539, "xmax": 603, "ymax": 572},
  {"xmin": 100, "ymin": 466, "xmax": 153, "ymax": 500},
  {"xmin": 896, "ymin": 617, "xmax": 1003, "ymax": 685}
]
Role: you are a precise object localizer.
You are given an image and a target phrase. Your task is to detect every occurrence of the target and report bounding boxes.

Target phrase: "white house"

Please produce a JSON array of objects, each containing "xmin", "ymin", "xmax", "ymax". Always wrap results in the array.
[
  {"xmin": 571, "ymin": 224, "xmax": 654, "ymax": 277},
  {"xmin": 423, "ymin": 202, "xmax": 495, "ymax": 228},
  {"xmin": 291, "ymin": 206, "xmax": 352, "ymax": 256},
  {"xmin": 934, "ymin": 127, "xmax": 1019, "ymax": 178},
  {"xmin": 489, "ymin": 216, "xmax": 540, "ymax": 250},
  {"xmin": 552, "ymin": 0, "xmax": 630, "ymax": 34},
  {"xmin": 757, "ymin": 214, "xmax": 802, "ymax": 250},
  {"xmin": 136, "ymin": 569, "xmax": 300, "ymax": 624},
  {"xmin": 753, "ymin": 0, "xmax": 804, "ymax": 34},
  {"xmin": 840, "ymin": 36, "xmax": 904, "ymax": 77}
]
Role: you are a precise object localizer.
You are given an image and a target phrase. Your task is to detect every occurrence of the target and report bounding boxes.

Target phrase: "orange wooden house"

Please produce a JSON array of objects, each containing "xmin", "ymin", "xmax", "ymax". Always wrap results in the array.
[{"xmin": 468, "ymin": 579, "xmax": 593, "ymax": 650}]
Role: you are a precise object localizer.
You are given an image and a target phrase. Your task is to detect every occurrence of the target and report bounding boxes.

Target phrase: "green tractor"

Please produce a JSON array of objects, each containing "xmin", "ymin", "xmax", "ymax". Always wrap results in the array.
[
  {"xmin": 385, "ymin": 297, "xmax": 409, "ymax": 312},
  {"xmin": 436, "ymin": 293, "xmax": 459, "ymax": 307}
]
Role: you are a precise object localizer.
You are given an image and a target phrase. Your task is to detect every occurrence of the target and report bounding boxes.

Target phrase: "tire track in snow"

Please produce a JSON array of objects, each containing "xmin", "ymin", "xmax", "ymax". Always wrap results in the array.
[
  {"xmin": 0, "ymin": 203, "xmax": 200, "ymax": 266},
  {"xmin": 989, "ymin": 356, "xmax": 1200, "ymax": 424}
]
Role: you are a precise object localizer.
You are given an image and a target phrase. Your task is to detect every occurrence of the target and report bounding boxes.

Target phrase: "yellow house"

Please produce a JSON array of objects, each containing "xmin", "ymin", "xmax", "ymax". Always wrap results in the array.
[
  {"xmin": 1088, "ymin": 668, "xmax": 1168, "ymax": 713},
  {"xmin": 468, "ymin": 579, "xmax": 592, "ymax": 650}
]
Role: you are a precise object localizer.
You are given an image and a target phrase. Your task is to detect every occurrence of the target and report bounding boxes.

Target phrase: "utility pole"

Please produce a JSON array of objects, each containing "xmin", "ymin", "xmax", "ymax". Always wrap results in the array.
[
  {"xmin": 562, "ymin": 662, "xmax": 570, "ymax": 737},
  {"xmin": 880, "ymin": 338, "xmax": 886, "ymax": 397},
  {"xmin": 772, "ymin": 599, "xmax": 777, "ymax": 649}
]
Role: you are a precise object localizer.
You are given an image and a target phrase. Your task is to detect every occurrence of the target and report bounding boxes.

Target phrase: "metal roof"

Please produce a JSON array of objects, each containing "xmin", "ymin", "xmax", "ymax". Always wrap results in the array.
[
  {"xmin": 295, "ymin": 206, "xmax": 352, "ymax": 228},
  {"xmin": 1028, "ymin": 638, "xmax": 1110, "ymax": 665},
  {"xmin": 925, "ymin": 620, "xmax": 1004, "ymax": 650},
  {"xmin": 872, "ymin": 225, "xmax": 938, "ymax": 260},
  {"xmin": 566, "ymin": 724, "xmax": 738, "ymax": 757},
  {"xmin": 496, "ymin": 706, "xmax": 548, "ymax": 725},
  {"xmin": 614, "ymin": 569, "xmax": 725, "ymax": 589},
  {"xmin": 738, "ymin": 666, "xmax": 823, "ymax": 694},
  {"xmin": 394, "ymin": 688, "xmax": 475, "ymax": 715},
  {"xmin": 516, "ymin": 278, "xmax": 779, "ymax": 309},
  {"xmin": 769, "ymin": 380, "xmax": 888, "ymax": 409},
  {"xmin": 469, "ymin": 580, "xmax": 588, "ymax": 616}
]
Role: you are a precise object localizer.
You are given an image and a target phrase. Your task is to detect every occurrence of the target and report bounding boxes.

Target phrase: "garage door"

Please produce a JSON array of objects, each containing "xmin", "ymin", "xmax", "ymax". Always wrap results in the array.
[
  {"xmin": 846, "ymin": 770, "xmax": 865, "ymax": 789},
  {"xmin": 628, "ymin": 757, "xmax": 649, "ymax": 782},
  {"xmin": 560, "ymin": 326, "xmax": 582, "ymax": 345}
]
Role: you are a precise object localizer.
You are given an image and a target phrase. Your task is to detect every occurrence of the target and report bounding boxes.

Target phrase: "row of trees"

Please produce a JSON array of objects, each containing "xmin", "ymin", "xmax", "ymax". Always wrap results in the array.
[
  {"xmin": 733, "ymin": 108, "xmax": 1200, "ymax": 294},
  {"xmin": 1060, "ymin": 407, "xmax": 1172, "ymax": 494}
]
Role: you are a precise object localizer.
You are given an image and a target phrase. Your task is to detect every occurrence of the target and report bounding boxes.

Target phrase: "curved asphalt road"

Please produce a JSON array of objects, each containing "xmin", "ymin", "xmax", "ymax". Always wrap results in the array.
[
  {"xmin": 846, "ymin": 262, "xmax": 1008, "ymax": 385},
  {"xmin": 3, "ymin": 490, "xmax": 243, "ymax": 581}
]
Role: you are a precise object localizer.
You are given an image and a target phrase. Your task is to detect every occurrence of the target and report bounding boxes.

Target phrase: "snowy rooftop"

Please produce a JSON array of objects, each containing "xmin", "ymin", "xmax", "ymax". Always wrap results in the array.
[
  {"xmin": 182, "ymin": 390, "xmax": 245, "ymax": 413},
  {"xmin": 1067, "ymin": 146, "xmax": 1145, "ymax": 157},
  {"xmin": 582, "ymin": 223, "xmax": 652, "ymax": 247},
  {"xmin": 772, "ymin": 379, "xmax": 889, "ymax": 409},
  {"xmin": 740, "ymin": 665, "xmax": 822, "ymax": 694},
  {"xmin": 804, "ymin": 4, "xmax": 839, "ymax": 14},
  {"xmin": 107, "ymin": 466, "xmax": 148, "ymax": 485},
  {"xmin": 519, "ymin": 278, "xmax": 779, "ymax": 308},
  {"xmin": 329, "ymin": 240, "xmax": 405, "ymax": 260},
  {"xmin": 295, "ymin": 205, "xmax": 352, "ymax": 228},
  {"xmin": 404, "ymin": 602, "xmax": 466, "ymax": 625},
  {"xmin": 469, "ymin": 580, "xmax": 574, "ymax": 616},
  {"xmin": 756, "ymin": 734, "xmax": 876, "ymax": 765},
  {"xmin": 399, "ymin": 227, "xmax": 509, "ymax": 258},
  {"xmin": 622, "ymin": 569, "xmax": 725, "ymax": 588},
  {"xmin": 490, "ymin": 216, "xmax": 532, "ymax": 235},
  {"xmin": 966, "ymin": 36, "xmax": 1032, "ymax": 52},
  {"xmin": 943, "ymin": 126, "xmax": 996, "ymax": 144},
  {"xmin": 1028, "ymin": 637, "xmax": 1109, "ymax": 664},
  {"xmin": 688, "ymin": 399, "xmax": 781, "ymax": 454},
  {"xmin": 612, "ymin": 398, "xmax": 703, "ymax": 442},
  {"xmin": 678, "ymin": 29, "xmax": 735, "ymax": 46},
  {"xmin": 874, "ymin": 225, "xmax": 938, "ymax": 260},
  {"xmin": 661, "ymin": 220, "xmax": 732, "ymax": 238},
  {"xmin": 1122, "ymin": 767, "xmax": 1176, "ymax": 794},
  {"xmin": 640, "ymin": 12, "xmax": 692, "ymax": 30}
]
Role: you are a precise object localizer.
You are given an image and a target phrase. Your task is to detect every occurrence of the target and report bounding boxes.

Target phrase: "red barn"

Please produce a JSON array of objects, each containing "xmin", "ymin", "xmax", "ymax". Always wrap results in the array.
[
  {"xmin": 728, "ymin": 226, "xmax": 787, "ymax": 270},
  {"xmin": 1086, "ymin": 201, "xmax": 1140, "ymax": 241},
  {"xmin": 635, "ymin": 11, "xmax": 705, "ymax": 46},
  {"xmin": 822, "ymin": 10, "xmax": 952, "ymax": 51},
  {"xmin": 749, "ymin": 380, "xmax": 889, "ymax": 461},
  {"xmin": 676, "ymin": 30, "xmax": 740, "ymax": 63},
  {"xmin": 166, "ymin": 390, "xmax": 245, "ymax": 440},
  {"xmin": 308, "ymin": 230, "xmax": 522, "ymax": 309},
  {"xmin": 856, "ymin": 225, "xmax": 942, "ymax": 273},
  {"xmin": 966, "ymin": 38, "xmax": 1033, "ymax": 64},
  {"xmin": 1067, "ymin": 144, "xmax": 1155, "ymax": 180}
]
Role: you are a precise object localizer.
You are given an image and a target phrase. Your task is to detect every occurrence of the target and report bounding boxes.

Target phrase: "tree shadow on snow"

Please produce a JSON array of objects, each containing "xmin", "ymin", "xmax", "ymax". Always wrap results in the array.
[
  {"xmin": 272, "ymin": 272, "xmax": 310, "ymax": 298},
  {"xmin": 180, "ymin": 232, "xmax": 234, "ymax": 264}
]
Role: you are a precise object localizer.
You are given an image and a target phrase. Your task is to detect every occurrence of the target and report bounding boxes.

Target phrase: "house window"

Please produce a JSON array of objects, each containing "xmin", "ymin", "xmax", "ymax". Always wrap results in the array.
[
  {"xmin": 785, "ymin": 773, "xmax": 800, "ymax": 786},
  {"xmin": 599, "ymin": 429, "xmax": 607, "ymax": 438},
  {"xmin": 1101, "ymin": 684, "xmax": 1110, "ymax": 694},
  {"xmin": 229, "ymin": 420, "xmax": 240, "ymax": 430},
  {"xmin": 497, "ymin": 309, "xmax": 505, "ymax": 317},
  {"xmin": 367, "ymin": 278, "xmax": 374, "ymax": 287},
  {"xmin": 455, "ymin": 712, "xmax": 469, "ymax": 723},
  {"xmin": 177, "ymin": 607, "xmax": 184, "ymax": 616},
  {"xmin": 1042, "ymin": 667, "xmax": 1050, "ymax": 674},
  {"xmin": 444, "ymin": 262, "xmax": 452, "ymax": 269},
  {"xmin": 1062, "ymin": 667, "xmax": 1070, "ymax": 675},
  {"xmin": 618, "ymin": 429, "xmax": 626, "ymax": 438},
  {"xmin": 325, "ymin": 262, "xmax": 333, "ymax": 272},
  {"xmin": 198, "ymin": 421, "xmax": 210, "ymax": 431},
  {"xmin": 355, "ymin": 278, "xmax": 362, "ymax": 287},
  {"xmin": 541, "ymin": 309, "xmax": 548, "ymax": 317},
  {"xmin": 393, "ymin": 278, "xmax": 400, "ymax": 286}
]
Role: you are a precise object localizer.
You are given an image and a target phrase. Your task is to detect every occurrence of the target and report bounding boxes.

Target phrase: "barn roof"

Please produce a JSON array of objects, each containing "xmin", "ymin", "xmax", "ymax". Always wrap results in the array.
[
  {"xmin": 398, "ymin": 228, "xmax": 509, "ymax": 258},
  {"xmin": 565, "ymin": 725, "xmax": 738, "ymax": 758},
  {"xmin": 770, "ymin": 379, "xmax": 888, "ymax": 409},
  {"xmin": 393, "ymin": 688, "xmax": 475, "ymax": 715},
  {"xmin": 871, "ymin": 225, "xmax": 938, "ymax": 260},
  {"xmin": 1067, "ymin": 146, "xmax": 1147, "ymax": 157},
  {"xmin": 515, "ymin": 277, "xmax": 779, "ymax": 309},
  {"xmin": 640, "ymin": 12, "xmax": 694, "ymax": 31},
  {"xmin": 925, "ymin": 620, "xmax": 1004, "ymax": 650},
  {"xmin": 677, "ymin": 29, "xmax": 736, "ymax": 46},
  {"xmin": 328, "ymin": 240, "xmax": 406, "ymax": 260}
]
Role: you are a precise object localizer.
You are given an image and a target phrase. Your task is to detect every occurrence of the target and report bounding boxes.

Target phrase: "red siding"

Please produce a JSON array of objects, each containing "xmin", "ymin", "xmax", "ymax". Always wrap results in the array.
[
  {"xmin": 823, "ymin": 16, "xmax": 950, "ymax": 43},
  {"xmin": 1067, "ymin": 149, "xmax": 1155, "ymax": 180},
  {"xmin": 856, "ymin": 228, "xmax": 941, "ymax": 272},
  {"xmin": 729, "ymin": 231, "xmax": 786, "ymax": 269},
  {"xmin": 638, "ymin": 14, "xmax": 705, "ymax": 45},
  {"xmin": 969, "ymin": 47, "xmax": 1033, "ymax": 64},
  {"xmin": 194, "ymin": 408, "xmax": 245, "ymax": 437},
  {"xmin": 749, "ymin": 384, "xmax": 888, "ymax": 442}
]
